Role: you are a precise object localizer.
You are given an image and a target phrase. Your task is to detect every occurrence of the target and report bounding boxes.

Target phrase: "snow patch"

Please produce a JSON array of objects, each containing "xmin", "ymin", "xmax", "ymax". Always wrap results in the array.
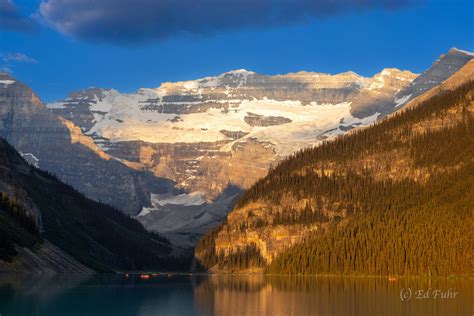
[
  {"xmin": 154, "ymin": 192, "xmax": 207, "ymax": 206},
  {"xmin": 367, "ymin": 74, "xmax": 385, "ymax": 91},
  {"xmin": 183, "ymin": 81, "xmax": 199, "ymax": 90},
  {"xmin": 367, "ymin": 81, "xmax": 384, "ymax": 90},
  {"xmin": 137, "ymin": 192, "xmax": 207, "ymax": 217},
  {"xmin": 451, "ymin": 48, "xmax": 474, "ymax": 57},
  {"xmin": 20, "ymin": 152, "xmax": 39, "ymax": 168},
  {"xmin": 72, "ymin": 90, "xmax": 383, "ymax": 157},
  {"xmin": 137, "ymin": 208, "xmax": 153, "ymax": 217},
  {"xmin": 395, "ymin": 76, "xmax": 411, "ymax": 81},
  {"xmin": 46, "ymin": 102, "xmax": 67, "ymax": 109},
  {"xmin": 178, "ymin": 69, "xmax": 255, "ymax": 92},
  {"xmin": 0, "ymin": 80, "xmax": 15, "ymax": 86},
  {"xmin": 226, "ymin": 69, "xmax": 255, "ymax": 75},
  {"xmin": 49, "ymin": 68, "xmax": 407, "ymax": 159},
  {"xmin": 394, "ymin": 94, "xmax": 412, "ymax": 107}
]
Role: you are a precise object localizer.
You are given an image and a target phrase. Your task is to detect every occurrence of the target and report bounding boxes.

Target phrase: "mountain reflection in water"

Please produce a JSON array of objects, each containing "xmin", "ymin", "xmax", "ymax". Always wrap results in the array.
[{"xmin": 0, "ymin": 274, "xmax": 472, "ymax": 316}]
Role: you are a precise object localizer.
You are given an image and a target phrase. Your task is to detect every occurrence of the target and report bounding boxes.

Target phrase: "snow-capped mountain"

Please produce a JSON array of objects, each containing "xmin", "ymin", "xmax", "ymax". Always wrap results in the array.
[
  {"xmin": 48, "ymin": 68, "xmax": 415, "ymax": 154},
  {"xmin": 1, "ymin": 48, "xmax": 471, "ymax": 247},
  {"xmin": 46, "ymin": 67, "xmax": 420, "ymax": 245},
  {"xmin": 48, "ymin": 67, "xmax": 415, "ymax": 193},
  {"xmin": 45, "ymin": 48, "xmax": 474, "ymax": 246}
]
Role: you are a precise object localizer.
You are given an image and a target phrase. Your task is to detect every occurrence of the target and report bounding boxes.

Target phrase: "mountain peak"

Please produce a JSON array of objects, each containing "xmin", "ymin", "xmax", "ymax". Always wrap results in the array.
[
  {"xmin": 0, "ymin": 72, "xmax": 16, "ymax": 81},
  {"xmin": 375, "ymin": 68, "xmax": 418, "ymax": 79},
  {"xmin": 448, "ymin": 47, "xmax": 474, "ymax": 57},
  {"xmin": 66, "ymin": 87, "xmax": 113, "ymax": 102},
  {"xmin": 339, "ymin": 70, "xmax": 364, "ymax": 78},
  {"xmin": 224, "ymin": 69, "xmax": 256, "ymax": 76}
]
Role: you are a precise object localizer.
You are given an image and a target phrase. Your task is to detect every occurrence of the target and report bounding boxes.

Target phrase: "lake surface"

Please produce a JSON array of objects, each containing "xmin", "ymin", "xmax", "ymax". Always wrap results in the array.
[{"xmin": 0, "ymin": 274, "xmax": 472, "ymax": 315}]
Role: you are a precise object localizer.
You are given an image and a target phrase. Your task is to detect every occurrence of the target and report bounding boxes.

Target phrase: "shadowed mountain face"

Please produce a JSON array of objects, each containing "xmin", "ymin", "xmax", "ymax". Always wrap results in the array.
[
  {"xmin": 138, "ymin": 184, "xmax": 242, "ymax": 247},
  {"xmin": 0, "ymin": 138, "xmax": 179, "ymax": 273},
  {"xmin": 0, "ymin": 49, "xmax": 472, "ymax": 248},
  {"xmin": 194, "ymin": 58, "xmax": 474, "ymax": 276},
  {"xmin": 0, "ymin": 72, "xmax": 176, "ymax": 216}
]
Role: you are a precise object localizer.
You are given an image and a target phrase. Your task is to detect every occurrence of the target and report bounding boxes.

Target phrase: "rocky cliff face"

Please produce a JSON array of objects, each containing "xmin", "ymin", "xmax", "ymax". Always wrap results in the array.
[
  {"xmin": 350, "ymin": 48, "xmax": 474, "ymax": 117},
  {"xmin": 0, "ymin": 73, "xmax": 175, "ymax": 215}
]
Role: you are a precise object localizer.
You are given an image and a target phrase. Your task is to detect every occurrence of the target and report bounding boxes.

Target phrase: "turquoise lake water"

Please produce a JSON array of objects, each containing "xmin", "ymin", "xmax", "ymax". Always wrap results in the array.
[{"xmin": 0, "ymin": 274, "xmax": 472, "ymax": 315}]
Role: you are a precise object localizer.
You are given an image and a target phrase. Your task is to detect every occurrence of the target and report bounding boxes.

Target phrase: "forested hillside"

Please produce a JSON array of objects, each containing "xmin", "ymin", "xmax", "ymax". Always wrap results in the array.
[
  {"xmin": 0, "ymin": 139, "xmax": 188, "ymax": 272},
  {"xmin": 195, "ymin": 64, "xmax": 474, "ymax": 276}
]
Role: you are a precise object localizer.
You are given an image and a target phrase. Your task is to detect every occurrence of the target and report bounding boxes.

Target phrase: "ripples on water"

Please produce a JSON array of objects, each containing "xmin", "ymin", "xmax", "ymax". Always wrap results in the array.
[{"xmin": 0, "ymin": 274, "xmax": 472, "ymax": 315}]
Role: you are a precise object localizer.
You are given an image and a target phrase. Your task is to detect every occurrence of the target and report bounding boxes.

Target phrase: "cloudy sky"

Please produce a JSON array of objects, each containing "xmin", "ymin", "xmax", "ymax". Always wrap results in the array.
[{"xmin": 1, "ymin": 0, "xmax": 473, "ymax": 101}]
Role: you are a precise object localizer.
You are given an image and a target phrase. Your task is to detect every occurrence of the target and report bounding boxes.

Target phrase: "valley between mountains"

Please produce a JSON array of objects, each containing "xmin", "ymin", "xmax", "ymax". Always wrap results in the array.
[{"xmin": 0, "ymin": 48, "xmax": 473, "ymax": 275}]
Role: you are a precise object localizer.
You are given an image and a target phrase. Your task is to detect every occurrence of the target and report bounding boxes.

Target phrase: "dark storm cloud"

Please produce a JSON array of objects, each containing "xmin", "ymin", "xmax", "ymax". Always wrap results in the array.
[
  {"xmin": 0, "ymin": 0, "xmax": 37, "ymax": 32},
  {"xmin": 39, "ymin": 0, "xmax": 420, "ymax": 44}
]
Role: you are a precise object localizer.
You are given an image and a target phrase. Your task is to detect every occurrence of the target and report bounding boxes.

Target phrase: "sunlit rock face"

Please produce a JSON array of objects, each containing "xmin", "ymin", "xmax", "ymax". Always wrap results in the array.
[
  {"xmin": 351, "ymin": 48, "xmax": 474, "ymax": 117},
  {"xmin": 47, "ymin": 67, "xmax": 417, "ymax": 198}
]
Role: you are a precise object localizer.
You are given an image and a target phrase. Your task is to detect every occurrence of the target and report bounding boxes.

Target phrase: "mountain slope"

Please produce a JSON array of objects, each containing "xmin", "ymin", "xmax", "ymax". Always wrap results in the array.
[
  {"xmin": 351, "ymin": 48, "xmax": 474, "ymax": 117},
  {"xmin": 0, "ymin": 138, "xmax": 181, "ymax": 273},
  {"xmin": 194, "ymin": 59, "xmax": 474, "ymax": 276},
  {"xmin": 0, "ymin": 73, "xmax": 177, "ymax": 216}
]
